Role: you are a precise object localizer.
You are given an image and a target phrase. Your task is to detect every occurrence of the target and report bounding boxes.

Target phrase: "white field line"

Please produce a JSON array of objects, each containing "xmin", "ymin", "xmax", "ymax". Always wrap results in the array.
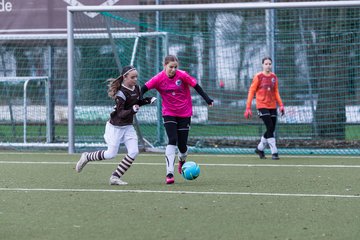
[
  {"xmin": 1, "ymin": 160, "xmax": 359, "ymax": 198},
  {"xmin": 0, "ymin": 161, "xmax": 159, "ymax": 166},
  {"xmin": 1, "ymin": 152, "xmax": 360, "ymax": 159},
  {"xmin": 0, "ymin": 187, "xmax": 359, "ymax": 199},
  {"xmin": 0, "ymin": 161, "xmax": 360, "ymax": 168}
]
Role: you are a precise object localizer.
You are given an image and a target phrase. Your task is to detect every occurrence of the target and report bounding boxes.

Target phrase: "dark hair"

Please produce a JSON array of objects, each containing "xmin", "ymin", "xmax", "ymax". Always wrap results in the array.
[
  {"xmin": 262, "ymin": 57, "xmax": 272, "ymax": 64},
  {"xmin": 107, "ymin": 65, "xmax": 136, "ymax": 99},
  {"xmin": 164, "ymin": 55, "xmax": 178, "ymax": 65},
  {"xmin": 120, "ymin": 65, "xmax": 136, "ymax": 78}
]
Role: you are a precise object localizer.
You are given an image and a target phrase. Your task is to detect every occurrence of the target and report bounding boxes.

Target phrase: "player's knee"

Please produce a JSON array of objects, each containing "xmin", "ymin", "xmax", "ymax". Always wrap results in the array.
[
  {"xmin": 168, "ymin": 136, "xmax": 177, "ymax": 146},
  {"xmin": 266, "ymin": 131, "xmax": 274, "ymax": 138},
  {"xmin": 128, "ymin": 148, "xmax": 139, "ymax": 159},
  {"xmin": 104, "ymin": 150, "xmax": 117, "ymax": 159},
  {"xmin": 178, "ymin": 144, "xmax": 187, "ymax": 154},
  {"xmin": 269, "ymin": 127, "xmax": 275, "ymax": 135}
]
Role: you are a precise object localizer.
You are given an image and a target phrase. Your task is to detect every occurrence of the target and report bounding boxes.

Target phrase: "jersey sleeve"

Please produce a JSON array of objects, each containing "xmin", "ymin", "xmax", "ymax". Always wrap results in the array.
[
  {"xmin": 245, "ymin": 74, "xmax": 260, "ymax": 109},
  {"xmin": 274, "ymin": 75, "xmax": 283, "ymax": 106},
  {"xmin": 145, "ymin": 73, "xmax": 160, "ymax": 90},
  {"xmin": 181, "ymin": 71, "xmax": 197, "ymax": 87}
]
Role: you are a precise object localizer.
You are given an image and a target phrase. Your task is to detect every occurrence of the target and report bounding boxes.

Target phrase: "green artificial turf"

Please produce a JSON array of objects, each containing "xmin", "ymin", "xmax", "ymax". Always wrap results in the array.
[{"xmin": 0, "ymin": 152, "xmax": 360, "ymax": 240}]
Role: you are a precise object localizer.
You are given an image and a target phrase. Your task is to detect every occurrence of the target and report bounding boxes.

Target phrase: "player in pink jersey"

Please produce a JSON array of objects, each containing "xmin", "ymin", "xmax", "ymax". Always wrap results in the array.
[{"xmin": 141, "ymin": 55, "xmax": 213, "ymax": 184}]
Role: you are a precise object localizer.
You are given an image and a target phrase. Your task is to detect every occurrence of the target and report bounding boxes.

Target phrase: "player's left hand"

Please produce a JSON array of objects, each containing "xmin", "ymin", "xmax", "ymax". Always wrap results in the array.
[
  {"xmin": 138, "ymin": 97, "xmax": 156, "ymax": 106},
  {"xmin": 280, "ymin": 105, "xmax": 285, "ymax": 116}
]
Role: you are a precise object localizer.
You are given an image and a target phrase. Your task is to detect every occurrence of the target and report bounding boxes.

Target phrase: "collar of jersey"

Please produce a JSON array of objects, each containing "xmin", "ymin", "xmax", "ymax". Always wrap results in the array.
[{"xmin": 121, "ymin": 84, "xmax": 135, "ymax": 91}]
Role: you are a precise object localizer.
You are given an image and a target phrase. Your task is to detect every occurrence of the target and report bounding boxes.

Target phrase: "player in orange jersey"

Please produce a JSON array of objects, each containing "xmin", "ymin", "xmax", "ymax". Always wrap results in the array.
[{"xmin": 244, "ymin": 57, "xmax": 285, "ymax": 160}]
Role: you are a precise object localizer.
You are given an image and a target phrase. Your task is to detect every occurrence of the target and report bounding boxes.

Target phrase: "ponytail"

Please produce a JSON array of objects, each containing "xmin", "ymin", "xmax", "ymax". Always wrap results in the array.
[{"xmin": 107, "ymin": 76, "xmax": 122, "ymax": 99}]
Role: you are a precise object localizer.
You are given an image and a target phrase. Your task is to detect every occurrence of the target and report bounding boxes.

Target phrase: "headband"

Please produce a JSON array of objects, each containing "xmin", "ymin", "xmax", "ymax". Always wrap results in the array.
[{"xmin": 122, "ymin": 67, "xmax": 136, "ymax": 77}]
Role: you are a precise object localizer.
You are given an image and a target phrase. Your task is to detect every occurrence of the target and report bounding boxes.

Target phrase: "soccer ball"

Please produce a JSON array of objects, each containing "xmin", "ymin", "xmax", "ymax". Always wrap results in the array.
[{"xmin": 181, "ymin": 161, "xmax": 200, "ymax": 180}]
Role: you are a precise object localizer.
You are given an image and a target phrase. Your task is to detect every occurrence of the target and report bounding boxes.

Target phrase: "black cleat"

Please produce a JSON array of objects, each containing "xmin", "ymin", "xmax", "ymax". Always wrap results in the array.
[
  {"xmin": 255, "ymin": 148, "xmax": 266, "ymax": 159},
  {"xmin": 272, "ymin": 153, "xmax": 280, "ymax": 160}
]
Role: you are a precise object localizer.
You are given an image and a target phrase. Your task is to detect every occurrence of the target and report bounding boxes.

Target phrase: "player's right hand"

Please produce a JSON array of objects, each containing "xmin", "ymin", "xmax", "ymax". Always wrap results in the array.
[
  {"xmin": 132, "ymin": 105, "xmax": 140, "ymax": 113},
  {"xmin": 244, "ymin": 108, "xmax": 252, "ymax": 119},
  {"xmin": 280, "ymin": 105, "xmax": 285, "ymax": 116}
]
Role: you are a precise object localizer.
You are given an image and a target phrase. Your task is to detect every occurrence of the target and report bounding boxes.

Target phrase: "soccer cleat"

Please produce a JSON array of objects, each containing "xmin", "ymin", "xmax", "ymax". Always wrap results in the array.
[
  {"xmin": 272, "ymin": 153, "xmax": 280, "ymax": 160},
  {"xmin": 166, "ymin": 173, "xmax": 175, "ymax": 184},
  {"xmin": 75, "ymin": 152, "xmax": 89, "ymax": 173},
  {"xmin": 255, "ymin": 148, "xmax": 266, "ymax": 159},
  {"xmin": 109, "ymin": 175, "xmax": 128, "ymax": 185},
  {"xmin": 178, "ymin": 160, "xmax": 185, "ymax": 174}
]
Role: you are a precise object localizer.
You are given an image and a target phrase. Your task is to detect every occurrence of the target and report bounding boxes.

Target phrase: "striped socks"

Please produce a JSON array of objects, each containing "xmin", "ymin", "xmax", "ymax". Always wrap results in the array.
[
  {"xmin": 86, "ymin": 150, "xmax": 105, "ymax": 161},
  {"xmin": 112, "ymin": 155, "xmax": 135, "ymax": 178}
]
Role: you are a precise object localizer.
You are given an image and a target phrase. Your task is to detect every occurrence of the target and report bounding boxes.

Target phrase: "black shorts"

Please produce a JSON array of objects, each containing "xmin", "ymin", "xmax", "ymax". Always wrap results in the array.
[
  {"xmin": 163, "ymin": 116, "xmax": 191, "ymax": 130},
  {"xmin": 257, "ymin": 108, "xmax": 277, "ymax": 118}
]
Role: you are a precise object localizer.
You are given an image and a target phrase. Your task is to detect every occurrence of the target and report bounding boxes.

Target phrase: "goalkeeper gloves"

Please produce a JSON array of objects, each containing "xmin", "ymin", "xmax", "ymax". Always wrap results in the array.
[{"xmin": 279, "ymin": 105, "xmax": 285, "ymax": 116}]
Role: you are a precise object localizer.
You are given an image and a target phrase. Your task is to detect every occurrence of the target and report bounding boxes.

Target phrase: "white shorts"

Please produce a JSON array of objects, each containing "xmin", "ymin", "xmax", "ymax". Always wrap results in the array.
[{"xmin": 103, "ymin": 121, "xmax": 138, "ymax": 147}]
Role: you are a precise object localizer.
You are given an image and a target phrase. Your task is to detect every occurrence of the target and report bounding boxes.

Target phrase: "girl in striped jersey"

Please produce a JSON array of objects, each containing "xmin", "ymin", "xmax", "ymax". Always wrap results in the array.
[
  {"xmin": 75, "ymin": 65, "xmax": 155, "ymax": 185},
  {"xmin": 141, "ymin": 55, "xmax": 213, "ymax": 184},
  {"xmin": 244, "ymin": 57, "xmax": 285, "ymax": 160}
]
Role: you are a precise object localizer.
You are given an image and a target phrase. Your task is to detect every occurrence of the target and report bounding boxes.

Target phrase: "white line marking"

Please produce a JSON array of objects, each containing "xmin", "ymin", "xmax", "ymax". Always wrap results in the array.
[
  {"xmin": 0, "ymin": 161, "xmax": 161, "ymax": 166},
  {"xmin": 0, "ymin": 187, "xmax": 359, "ymax": 198},
  {"xmin": 0, "ymin": 161, "xmax": 358, "ymax": 168},
  {"xmin": 0, "ymin": 152, "xmax": 360, "ymax": 159},
  {"xmin": 0, "ymin": 161, "xmax": 359, "ymax": 168},
  {"xmin": 202, "ymin": 163, "xmax": 360, "ymax": 168}
]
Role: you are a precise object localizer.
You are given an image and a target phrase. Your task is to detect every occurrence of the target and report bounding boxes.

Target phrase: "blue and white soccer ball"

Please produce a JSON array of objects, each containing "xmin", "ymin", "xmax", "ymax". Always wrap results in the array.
[{"xmin": 181, "ymin": 161, "xmax": 200, "ymax": 180}]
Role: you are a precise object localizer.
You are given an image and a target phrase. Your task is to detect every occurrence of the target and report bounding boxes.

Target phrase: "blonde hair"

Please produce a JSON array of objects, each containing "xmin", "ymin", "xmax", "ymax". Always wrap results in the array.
[{"xmin": 107, "ymin": 65, "xmax": 136, "ymax": 99}]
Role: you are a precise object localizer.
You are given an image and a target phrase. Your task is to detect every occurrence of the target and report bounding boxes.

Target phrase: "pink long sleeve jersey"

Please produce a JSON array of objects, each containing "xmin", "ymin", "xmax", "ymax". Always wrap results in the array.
[{"xmin": 145, "ymin": 70, "xmax": 197, "ymax": 117}]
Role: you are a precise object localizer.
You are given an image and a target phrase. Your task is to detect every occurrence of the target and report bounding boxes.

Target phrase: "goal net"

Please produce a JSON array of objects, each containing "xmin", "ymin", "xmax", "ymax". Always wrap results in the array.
[
  {"xmin": 0, "ymin": 76, "xmax": 51, "ymax": 146},
  {"xmin": 67, "ymin": 2, "xmax": 360, "ymax": 154}
]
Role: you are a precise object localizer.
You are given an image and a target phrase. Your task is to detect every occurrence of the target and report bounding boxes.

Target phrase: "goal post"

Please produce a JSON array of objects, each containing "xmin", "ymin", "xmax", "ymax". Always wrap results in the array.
[
  {"xmin": 0, "ymin": 76, "xmax": 52, "ymax": 145},
  {"xmin": 66, "ymin": 1, "xmax": 360, "ymax": 155},
  {"xmin": 67, "ymin": 19, "xmax": 169, "ymax": 153}
]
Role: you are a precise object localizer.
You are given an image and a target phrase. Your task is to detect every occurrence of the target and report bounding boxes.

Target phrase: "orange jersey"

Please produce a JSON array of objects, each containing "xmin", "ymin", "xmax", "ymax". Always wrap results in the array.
[{"xmin": 246, "ymin": 72, "xmax": 283, "ymax": 109}]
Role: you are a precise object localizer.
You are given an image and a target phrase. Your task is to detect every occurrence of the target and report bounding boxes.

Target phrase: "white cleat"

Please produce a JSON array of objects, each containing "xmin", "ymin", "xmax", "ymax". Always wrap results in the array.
[
  {"xmin": 109, "ymin": 175, "xmax": 128, "ymax": 185},
  {"xmin": 75, "ymin": 152, "xmax": 88, "ymax": 173}
]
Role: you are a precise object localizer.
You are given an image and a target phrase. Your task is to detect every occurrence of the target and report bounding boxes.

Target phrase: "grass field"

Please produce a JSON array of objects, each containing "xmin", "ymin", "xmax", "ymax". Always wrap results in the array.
[{"xmin": 1, "ymin": 152, "xmax": 360, "ymax": 240}]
